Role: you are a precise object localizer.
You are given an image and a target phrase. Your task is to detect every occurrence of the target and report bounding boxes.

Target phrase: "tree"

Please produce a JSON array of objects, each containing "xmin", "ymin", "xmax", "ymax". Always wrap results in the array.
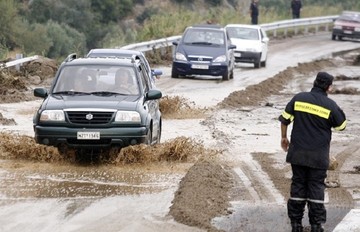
[
  {"xmin": 90, "ymin": 0, "xmax": 134, "ymax": 23},
  {"xmin": 0, "ymin": 0, "xmax": 19, "ymax": 50}
]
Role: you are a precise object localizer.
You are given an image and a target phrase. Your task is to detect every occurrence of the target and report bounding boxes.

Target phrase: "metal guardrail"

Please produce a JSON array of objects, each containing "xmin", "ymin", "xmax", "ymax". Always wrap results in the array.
[
  {"xmin": 0, "ymin": 55, "xmax": 39, "ymax": 71},
  {"xmin": 121, "ymin": 15, "xmax": 338, "ymax": 52},
  {"xmin": 0, "ymin": 15, "xmax": 338, "ymax": 69},
  {"xmin": 261, "ymin": 15, "xmax": 338, "ymax": 37}
]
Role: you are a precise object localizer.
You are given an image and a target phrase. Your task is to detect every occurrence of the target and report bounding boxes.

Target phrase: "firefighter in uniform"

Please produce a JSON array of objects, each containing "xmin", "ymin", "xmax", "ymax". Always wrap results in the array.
[{"xmin": 278, "ymin": 72, "xmax": 347, "ymax": 232}]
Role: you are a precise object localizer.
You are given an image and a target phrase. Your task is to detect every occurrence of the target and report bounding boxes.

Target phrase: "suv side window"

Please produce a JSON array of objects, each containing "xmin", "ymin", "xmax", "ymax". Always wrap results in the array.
[
  {"xmin": 137, "ymin": 65, "xmax": 150, "ymax": 93},
  {"xmin": 140, "ymin": 63, "xmax": 152, "ymax": 89}
]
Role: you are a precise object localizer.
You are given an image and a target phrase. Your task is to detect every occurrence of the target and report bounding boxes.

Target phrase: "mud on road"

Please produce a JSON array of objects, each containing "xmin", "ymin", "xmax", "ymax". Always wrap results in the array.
[{"xmin": 1, "ymin": 49, "xmax": 360, "ymax": 232}]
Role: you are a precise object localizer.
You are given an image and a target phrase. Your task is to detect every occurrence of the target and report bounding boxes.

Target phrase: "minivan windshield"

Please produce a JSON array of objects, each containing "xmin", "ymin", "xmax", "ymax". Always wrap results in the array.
[{"xmin": 183, "ymin": 29, "xmax": 225, "ymax": 46}]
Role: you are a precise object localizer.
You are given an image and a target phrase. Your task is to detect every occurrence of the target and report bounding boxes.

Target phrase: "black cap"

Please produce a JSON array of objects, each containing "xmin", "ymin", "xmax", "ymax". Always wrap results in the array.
[{"xmin": 313, "ymin": 72, "xmax": 334, "ymax": 90}]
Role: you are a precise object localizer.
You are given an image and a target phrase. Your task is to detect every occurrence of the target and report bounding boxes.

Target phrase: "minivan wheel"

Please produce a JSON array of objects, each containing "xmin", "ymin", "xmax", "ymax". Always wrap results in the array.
[
  {"xmin": 222, "ymin": 71, "xmax": 229, "ymax": 81},
  {"xmin": 171, "ymin": 68, "xmax": 179, "ymax": 78}
]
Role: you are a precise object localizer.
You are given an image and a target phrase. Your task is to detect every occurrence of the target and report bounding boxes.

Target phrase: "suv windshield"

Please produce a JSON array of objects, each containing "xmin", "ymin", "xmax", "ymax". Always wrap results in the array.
[
  {"xmin": 183, "ymin": 29, "xmax": 225, "ymax": 46},
  {"xmin": 53, "ymin": 65, "xmax": 140, "ymax": 95}
]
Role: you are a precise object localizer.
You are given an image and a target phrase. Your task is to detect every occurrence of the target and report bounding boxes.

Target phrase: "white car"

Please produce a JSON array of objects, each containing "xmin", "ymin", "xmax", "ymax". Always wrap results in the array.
[{"xmin": 225, "ymin": 24, "xmax": 269, "ymax": 68}]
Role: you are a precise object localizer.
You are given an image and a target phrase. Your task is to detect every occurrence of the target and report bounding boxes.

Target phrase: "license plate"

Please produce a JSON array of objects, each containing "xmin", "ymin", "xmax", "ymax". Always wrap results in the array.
[
  {"xmin": 192, "ymin": 64, "xmax": 209, "ymax": 70},
  {"xmin": 344, "ymin": 30, "xmax": 353, "ymax": 34},
  {"xmin": 77, "ymin": 132, "xmax": 100, "ymax": 140},
  {"xmin": 234, "ymin": 53, "xmax": 242, "ymax": 57}
]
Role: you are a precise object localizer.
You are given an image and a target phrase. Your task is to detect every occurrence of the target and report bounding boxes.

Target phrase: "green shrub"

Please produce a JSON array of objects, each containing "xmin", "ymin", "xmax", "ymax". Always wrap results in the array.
[{"xmin": 46, "ymin": 21, "xmax": 87, "ymax": 58}]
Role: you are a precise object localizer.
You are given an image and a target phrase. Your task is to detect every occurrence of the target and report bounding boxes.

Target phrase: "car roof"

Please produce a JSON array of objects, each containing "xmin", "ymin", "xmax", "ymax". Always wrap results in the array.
[
  {"xmin": 339, "ymin": 11, "xmax": 360, "ymax": 22},
  {"xmin": 186, "ymin": 25, "xmax": 226, "ymax": 32},
  {"xmin": 86, "ymin": 48, "xmax": 143, "ymax": 58},
  {"xmin": 225, "ymin": 24, "xmax": 263, "ymax": 30},
  {"xmin": 191, "ymin": 24, "xmax": 223, "ymax": 29}
]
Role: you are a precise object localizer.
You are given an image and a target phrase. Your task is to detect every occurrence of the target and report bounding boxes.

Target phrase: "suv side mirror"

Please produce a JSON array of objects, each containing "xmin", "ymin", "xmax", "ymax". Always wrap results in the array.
[
  {"xmin": 34, "ymin": 88, "xmax": 48, "ymax": 98},
  {"xmin": 146, "ymin": 89, "xmax": 162, "ymax": 101}
]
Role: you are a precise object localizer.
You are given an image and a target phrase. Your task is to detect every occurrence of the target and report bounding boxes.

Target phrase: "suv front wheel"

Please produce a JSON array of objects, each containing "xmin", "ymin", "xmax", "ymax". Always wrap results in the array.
[{"xmin": 145, "ymin": 127, "xmax": 152, "ymax": 145}]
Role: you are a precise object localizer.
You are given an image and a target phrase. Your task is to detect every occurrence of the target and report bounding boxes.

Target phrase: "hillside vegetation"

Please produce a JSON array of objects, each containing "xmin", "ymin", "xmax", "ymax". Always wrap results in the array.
[{"xmin": 0, "ymin": 0, "xmax": 359, "ymax": 61}]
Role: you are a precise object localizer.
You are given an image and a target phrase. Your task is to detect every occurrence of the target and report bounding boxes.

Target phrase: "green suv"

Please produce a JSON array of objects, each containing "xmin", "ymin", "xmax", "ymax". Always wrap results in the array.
[{"xmin": 33, "ymin": 54, "xmax": 162, "ymax": 155}]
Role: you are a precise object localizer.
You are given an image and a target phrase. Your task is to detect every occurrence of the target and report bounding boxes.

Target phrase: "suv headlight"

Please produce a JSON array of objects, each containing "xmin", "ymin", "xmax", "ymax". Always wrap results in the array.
[
  {"xmin": 40, "ymin": 110, "xmax": 65, "ymax": 122},
  {"xmin": 213, "ymin": 55, "xmax": 226, "ymax": 62},
  {"xmin": 333, "ymin": 25, "xmax": 342, "ymax": 29},
  {"xmin": 175, "ymin": 52, "xmax": 187, "ymax": 61},
  {"xmin": 115, "ymin": 111, "xmax": 141, "ymax": 123}
]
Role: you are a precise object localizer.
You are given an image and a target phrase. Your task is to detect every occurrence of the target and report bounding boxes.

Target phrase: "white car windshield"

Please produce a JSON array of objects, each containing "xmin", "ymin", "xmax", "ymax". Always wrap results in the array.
[{"xmin": 227, "ymin": 27, "xmax": 259, "ymax": 40}]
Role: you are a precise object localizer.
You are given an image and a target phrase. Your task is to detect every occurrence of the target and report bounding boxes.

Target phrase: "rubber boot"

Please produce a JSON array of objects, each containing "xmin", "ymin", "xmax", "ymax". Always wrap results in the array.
[
  {"xmin": 291, "ymin": 222, "xmax": 303, "ymax": 232},
  {"xmin": 311, "ymin": 224, "xmax": 324, "ymax": 232}
]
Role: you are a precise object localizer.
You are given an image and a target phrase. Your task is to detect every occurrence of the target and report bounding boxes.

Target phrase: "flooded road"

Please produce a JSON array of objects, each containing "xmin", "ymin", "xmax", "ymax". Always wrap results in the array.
[
  {"xmin": 1, "ymin": 32, "xmax": 360, "ymax": 231},
  {"xmin": 0, "ymin": 159, "xmax": 201, "ymax": 232}
]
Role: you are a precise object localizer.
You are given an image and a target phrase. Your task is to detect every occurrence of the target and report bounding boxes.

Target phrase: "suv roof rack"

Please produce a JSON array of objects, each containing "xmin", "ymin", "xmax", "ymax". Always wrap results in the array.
[
  {"xmin": 64, "ymin": 53, "xmax": 77, "ymax": 63},
  {"xmin": 84, "ymin": 54, "xmax": 138, "ymax": 64}
]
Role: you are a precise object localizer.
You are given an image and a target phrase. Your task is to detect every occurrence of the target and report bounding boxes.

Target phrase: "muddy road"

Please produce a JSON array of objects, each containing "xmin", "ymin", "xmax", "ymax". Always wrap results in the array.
[{"xmin": 1, "ymin": 32, "xmax": 360, "ymax": 232}]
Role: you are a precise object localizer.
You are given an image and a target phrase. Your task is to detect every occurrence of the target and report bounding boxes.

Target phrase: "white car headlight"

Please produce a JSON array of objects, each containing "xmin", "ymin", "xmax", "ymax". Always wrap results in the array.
[
  {"xmin": 213, "ymin": 55, "xmax": 226, "ymax": 62},
  {"xmin": 175, "ymin": 52, "xmax": 187, "ymax": 61},
  {"xmin": 333, "ymin": 25, "xmax": 342, "ymax": 29},
  {"xmin": 115, "ymin": 111, "xmax": 141, "ymax": 123},
  {"xmin": 355, "ymin": 27, "xmax": 360, "ymax": 32},
  {"xmin": 40, "ymin": 110, "xmax": 65, "ymax": 122}
]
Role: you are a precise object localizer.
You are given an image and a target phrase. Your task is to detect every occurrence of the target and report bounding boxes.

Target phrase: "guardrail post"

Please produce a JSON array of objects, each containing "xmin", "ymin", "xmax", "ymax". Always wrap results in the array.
[{"xmin": 15, "ymin": 54, "xmax": 23, "ymax": 71}]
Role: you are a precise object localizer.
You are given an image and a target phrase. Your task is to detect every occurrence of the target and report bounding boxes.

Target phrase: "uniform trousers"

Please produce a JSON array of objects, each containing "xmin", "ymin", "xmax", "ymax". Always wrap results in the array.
[{"xmin": 288, "ymin": 164, "xmax": 327, "ymax": 225}]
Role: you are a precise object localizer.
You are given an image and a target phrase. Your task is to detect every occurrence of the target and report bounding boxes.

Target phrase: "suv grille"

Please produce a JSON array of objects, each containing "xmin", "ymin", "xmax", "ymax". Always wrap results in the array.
[{"xmin": 67, "ymin": 111, "xmax": 114, "ymax": 124}]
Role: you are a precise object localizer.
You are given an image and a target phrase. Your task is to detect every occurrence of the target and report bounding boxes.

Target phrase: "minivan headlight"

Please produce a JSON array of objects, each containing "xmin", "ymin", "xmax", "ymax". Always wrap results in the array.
[
  {"xmin": 213, "ymin": 55, "xmax": 226, "ymax": 62},
  {"xmin": 175, "ymin": 52, "xmax": 187, "ymax": 61},
  {"xmin": 115, "ymin": 111, "xmax": 141, "ymax": 123},
  {"xmin": 40, "ymin": 110, "xmax": 65, "ymax": 122}
]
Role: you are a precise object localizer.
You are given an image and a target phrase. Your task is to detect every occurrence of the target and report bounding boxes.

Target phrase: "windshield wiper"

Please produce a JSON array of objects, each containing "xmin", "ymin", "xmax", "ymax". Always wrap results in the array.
[
  {"xmin": 191, "ymin": 42, "xmax": 213, "ymax": 45},
  {"xmin": 53, "ymin": 91, "xmax": 90, "ymax": 95},
  {"xmin": 90, "ymin": 91, "xmax": 125, "ymax": 96}
]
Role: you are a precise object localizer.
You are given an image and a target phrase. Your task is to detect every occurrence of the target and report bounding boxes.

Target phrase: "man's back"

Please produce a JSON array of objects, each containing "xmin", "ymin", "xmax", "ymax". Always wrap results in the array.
[{"xmin": 291, "ymin": 0, "xmax": 302, "ymax": 13}]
